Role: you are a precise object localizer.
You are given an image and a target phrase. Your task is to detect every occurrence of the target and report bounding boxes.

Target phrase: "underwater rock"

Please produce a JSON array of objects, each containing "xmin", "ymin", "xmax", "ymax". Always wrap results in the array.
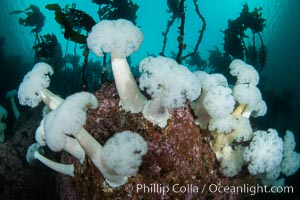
[
  {"xmin": 12, "ymin": 107, "xmax": 42, "ymax": 156},
  {"xmin": 0, "ymin": 107, "xmax": 55, "ymax": 199},
  {"xmin": 58, "ymin": 82, "xmax": 256, "ymax": 199}
]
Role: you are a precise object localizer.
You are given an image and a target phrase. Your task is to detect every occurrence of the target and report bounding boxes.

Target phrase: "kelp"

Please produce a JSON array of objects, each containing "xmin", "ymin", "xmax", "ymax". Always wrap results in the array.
[
  {"xmin": 185, "ymin": 51, "xmax": 207, "ymax": 71},
  {"xmin": 33, "ymin": 33, "xmax": 61, "ymax": 60},
  {"xmin": 92, "ymin": 0, "xmax": 139, "ymax": 23},
  {"xmin": 161, "ymin": 0, "xmax": 206, "ymax": 64},
  {"xmin": 223, "ymin": 4, "xmax": 266, "ymax": 71},
  {"xmin": 46, "ymin": 3, "xmax": 96, "ymax": 44},
  {"xmin": 10, "ymin": 4, "xmax": 45, "ymax": 33}
]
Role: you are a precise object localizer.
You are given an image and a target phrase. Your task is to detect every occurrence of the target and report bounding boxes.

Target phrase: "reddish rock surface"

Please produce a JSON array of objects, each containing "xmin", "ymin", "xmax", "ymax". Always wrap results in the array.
[
  {"xmin": 58, "ymin": 82, "xmax": 256, "ymax": 199},
  {"xmin": 0, "ymin": 107, "xmax": 56, "ymax": 199}
]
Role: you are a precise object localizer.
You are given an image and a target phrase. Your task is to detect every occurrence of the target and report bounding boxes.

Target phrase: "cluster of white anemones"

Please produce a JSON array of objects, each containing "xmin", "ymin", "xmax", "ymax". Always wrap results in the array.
[{"xmin": 17, "ymin": 18, "xmax": 299, "ymax": 191}]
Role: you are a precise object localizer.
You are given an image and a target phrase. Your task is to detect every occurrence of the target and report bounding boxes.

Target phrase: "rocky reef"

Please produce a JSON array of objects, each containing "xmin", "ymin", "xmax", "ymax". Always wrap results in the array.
[
  {"xmin": 57, "ymin": 82, "xmax": 256, "ymax": 199},
  {"xmin": 0, "ymin": 107, "xmax": 55, "ymax": 199}
]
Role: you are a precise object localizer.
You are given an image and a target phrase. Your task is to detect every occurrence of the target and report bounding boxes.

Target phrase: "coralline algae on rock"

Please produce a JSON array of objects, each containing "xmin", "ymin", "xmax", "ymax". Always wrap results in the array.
[{"xmin": 58, "ymin": 82, "xmax": 255, "ymax": 200}]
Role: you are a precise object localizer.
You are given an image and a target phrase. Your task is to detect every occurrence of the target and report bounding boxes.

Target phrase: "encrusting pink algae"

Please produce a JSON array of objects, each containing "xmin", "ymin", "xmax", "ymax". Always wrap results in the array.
[{"xmin": 57, "ymin": 82, "xmax": 256, "ymax": 200}]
